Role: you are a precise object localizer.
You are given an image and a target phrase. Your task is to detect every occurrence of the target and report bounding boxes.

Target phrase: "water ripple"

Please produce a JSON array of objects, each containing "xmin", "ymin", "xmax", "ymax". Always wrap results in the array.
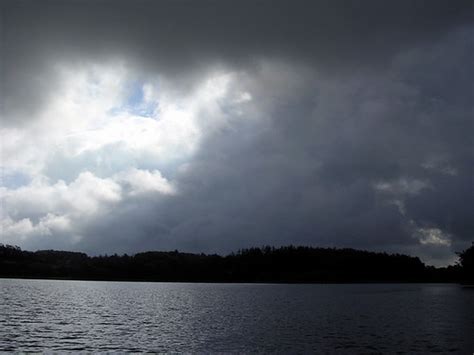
[{"xmin": 0, "ymin": 280, "xmax": 472, "ymax": 353}]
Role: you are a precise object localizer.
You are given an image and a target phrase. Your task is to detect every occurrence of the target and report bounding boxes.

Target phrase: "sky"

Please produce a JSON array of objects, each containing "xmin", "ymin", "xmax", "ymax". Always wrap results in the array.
[{"xmin": 0, "ymin": 0, "xmax": 473, "ymax": 266}]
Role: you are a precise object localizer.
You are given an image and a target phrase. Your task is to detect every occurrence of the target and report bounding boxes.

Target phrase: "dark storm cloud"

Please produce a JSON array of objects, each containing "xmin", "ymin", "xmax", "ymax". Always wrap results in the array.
[
  {"xmin": 2, "ymin": 0, "xmax": 472, "ymax": 122},
  {"xmin": 75, "ymin": 26, "xmax": 472, "ymax": 264},
  {"xmin": 1, "ymin": 0, "xmax": 473, "ymax": 265},
  {"xmin": 158, "ymin": 30, "xmax": 472, "ymax": 258}
]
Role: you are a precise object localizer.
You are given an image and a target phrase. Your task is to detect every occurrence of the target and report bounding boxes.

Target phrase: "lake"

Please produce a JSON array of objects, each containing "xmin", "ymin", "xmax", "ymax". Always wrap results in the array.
[{"xmin": 0, "ymin": 279, "xmax": 472, "ymax": 353}]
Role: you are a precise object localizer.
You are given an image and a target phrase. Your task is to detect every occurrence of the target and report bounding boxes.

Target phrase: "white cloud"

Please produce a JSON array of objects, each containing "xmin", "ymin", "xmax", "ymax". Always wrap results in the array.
[
  {"xmin": 0, "ymin": 63, "xmax": 249, "ymax": 180},
  {"xmin": 116, "ymin": 168, "xmax": 176, "ymax": 196},
  {"xmin": 0, "ymin": 171, "xmax": 119, "ymax": 244},
  {"xmin": 0, "ymin": 214, "xmax": 73, "ymax": 245},
  {"xmin": 0, "ymin": 169, "xmax": 165, "ymax": 248},
  {"xmin": 1, "ymin": 172, "xmax": 121, "ymax": 219},
  {"xmin": 416, "ymin": 227, "xmax": 452, "ymax": 247},
  {"xmin": 65, "ymin": 172, "xmax": 123, "ymax": 214},
  {"xmin": 0, "ymin": 62, "xmax": 255, "ymax": 249}
]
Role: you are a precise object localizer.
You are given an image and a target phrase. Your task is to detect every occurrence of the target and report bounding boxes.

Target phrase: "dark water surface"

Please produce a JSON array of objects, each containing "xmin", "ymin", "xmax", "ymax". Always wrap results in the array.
[{"xmin": 1, "ymin": 279, "xmax": 472, "ymax": 353}]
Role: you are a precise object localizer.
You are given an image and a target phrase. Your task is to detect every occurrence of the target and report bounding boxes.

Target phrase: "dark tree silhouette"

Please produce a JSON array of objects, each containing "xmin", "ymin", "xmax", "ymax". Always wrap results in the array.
[
  {"xmin": 0, "ymin": 243, "xmax": 467, "ymax": 283},
  {"xmin": 458, "ymin": 242, "xmax": 474, "ymax": 284}
]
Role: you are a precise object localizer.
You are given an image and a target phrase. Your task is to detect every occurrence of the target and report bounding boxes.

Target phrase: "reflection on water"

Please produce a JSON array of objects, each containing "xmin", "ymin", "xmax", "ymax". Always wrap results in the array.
[{"xmin": 1, "ymin": 279, "xmax": 472, "ymax": 353}]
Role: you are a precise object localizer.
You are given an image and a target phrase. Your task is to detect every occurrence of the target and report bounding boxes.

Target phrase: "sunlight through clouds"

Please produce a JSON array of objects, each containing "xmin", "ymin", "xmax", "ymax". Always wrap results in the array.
[
  {"xmin": 2, "ymin": 62, "xmax": 252, "ymax": 180},
  {"xmin": 0, "ymin": 61, "xmax": 255, "ymax": 249}
]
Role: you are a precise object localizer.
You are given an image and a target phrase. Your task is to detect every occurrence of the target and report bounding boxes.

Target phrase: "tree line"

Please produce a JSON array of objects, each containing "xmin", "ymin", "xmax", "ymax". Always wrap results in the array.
[{"xmin": 0, "ymin": 243, "xmax": 472, "ymax": 283}]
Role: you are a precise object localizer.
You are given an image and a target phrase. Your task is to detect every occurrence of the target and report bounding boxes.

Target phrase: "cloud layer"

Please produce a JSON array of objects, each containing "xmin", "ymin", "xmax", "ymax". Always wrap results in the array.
[{"xmin": 1, "ymin": 0, "xmax": 473, "ymax": 265}]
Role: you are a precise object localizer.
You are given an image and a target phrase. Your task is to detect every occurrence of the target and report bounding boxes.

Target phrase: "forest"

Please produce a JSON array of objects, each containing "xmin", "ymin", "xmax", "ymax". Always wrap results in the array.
[{"xmin": 0, "ymin": 244, "xmax": 472, "ymax": 283}]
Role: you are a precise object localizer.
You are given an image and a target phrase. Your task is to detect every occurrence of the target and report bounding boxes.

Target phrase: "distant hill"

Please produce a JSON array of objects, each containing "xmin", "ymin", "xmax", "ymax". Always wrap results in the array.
[{"xmin": 0, "ymin": 244, "xmax": 468, "ymax": 283}]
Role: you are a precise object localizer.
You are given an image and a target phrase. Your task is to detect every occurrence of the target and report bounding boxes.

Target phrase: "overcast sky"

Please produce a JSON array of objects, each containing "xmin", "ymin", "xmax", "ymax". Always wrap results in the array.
[{"xmin": 1, "ymin": 0, "xmax": 473, "ymax": 265}]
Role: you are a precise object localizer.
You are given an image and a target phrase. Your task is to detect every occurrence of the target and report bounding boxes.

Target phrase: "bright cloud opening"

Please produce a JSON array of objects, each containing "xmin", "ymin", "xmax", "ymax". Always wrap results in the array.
[{"xmin": 0, "ymin": 61, "xmax": 254, "ymax": 249}]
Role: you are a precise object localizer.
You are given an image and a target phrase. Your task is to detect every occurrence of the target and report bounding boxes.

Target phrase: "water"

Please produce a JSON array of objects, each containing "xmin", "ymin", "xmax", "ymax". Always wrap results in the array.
[{"xmin": 0, "ymin": 279, "xmax": 472, "ymax": 353}]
